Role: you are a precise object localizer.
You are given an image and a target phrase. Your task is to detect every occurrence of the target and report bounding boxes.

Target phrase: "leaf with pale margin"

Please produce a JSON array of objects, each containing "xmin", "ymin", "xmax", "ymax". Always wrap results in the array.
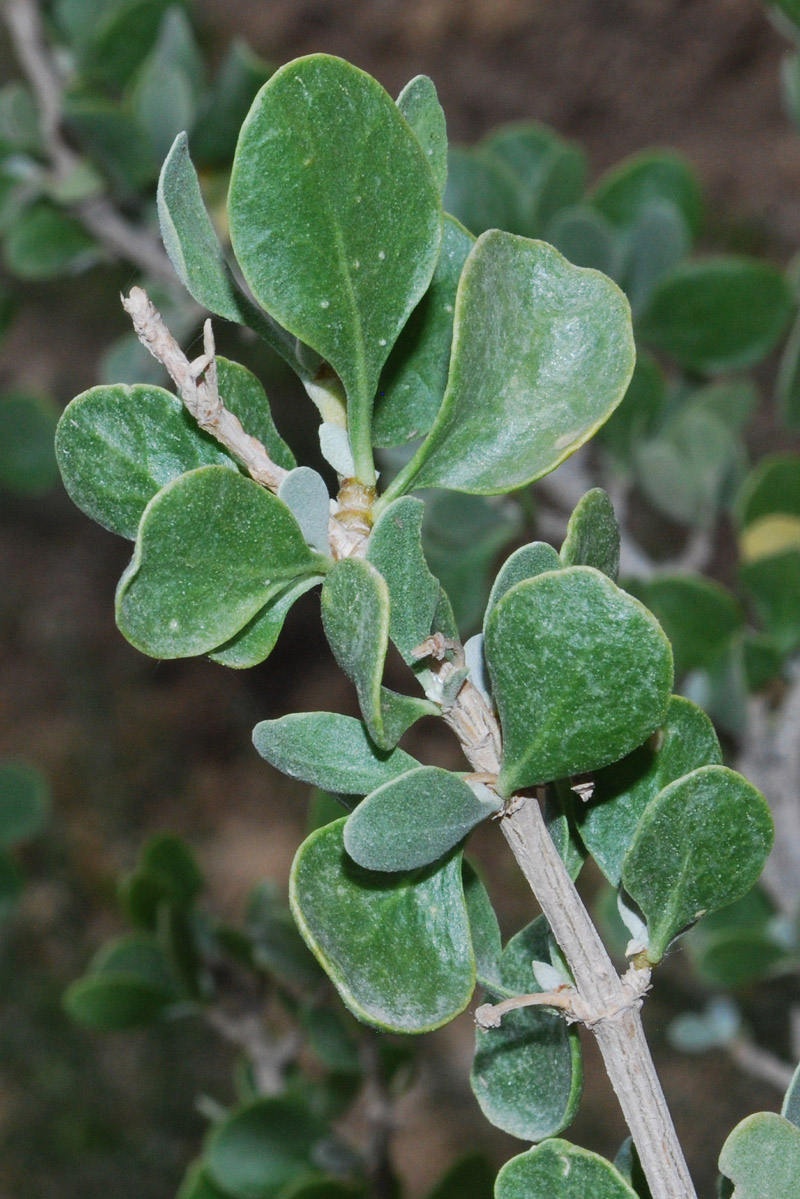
[
  {"xmin": 544, "ymin": 783, "xmax": 586, "ymax": 882},
  {"xmin": 546, "ymin": 205, "xmax": 620, "ymax": 278},
  {"xmin": 55, "ymin": 384, "xmax": 237, "ymax": 539},
  {"xmin": 485, "ymin": 567, "xmax": 673, "ymax": 796},
  {"xmin": 575, "ymin": 696, "xmax": 722, "ymax": 886},
  {"xmin": 205, "ymin": 1097, "xmax": 326, "ymax": 1199},
  {"xmin": 783, "ymin": 1061, "xmax": 800, "ymax": 1128},
  {"xmin": 622, "ymin": 765, "xmax": 774, "ymax": 964},
  {"xmin": 344, "ymin": 766, "xmax": 501, "ymax": 871},
  {"xmin": 463, "ymin": 860, "xmax": 501, "ymax": 987},
  {"xmin": 560, "ymin": 488, "xmax": 620, "ymax": 580},
  {"xmin": 216, "ymin": 358, "xmax": 296, "ymax": 472},
  {"xmin": 373, "ymin": 215, "xmax": 474, "ymax": 449},
  {"xmin": 277, "ymin": 467, "xmax": 330, "ymax": 553},
  {"xmin": 252, "ymin": 712, "xmax": 419, "ymax": 795},
  {"xmin": 496, "ymin": 1141, "xmax": 638, "ymax": 1199},
  {"xmin": 366, "ymin": 496, "xmax": 439, "ymax": 663},
  {"xmin": 718, "ymin": 1112, "xmax": 800, "ymax": 1199},
  {"xmin": 483, "ymin": 542, "xmax": 562, "ymax": 632},
  {"xmin": 320, "ymin": 558, "xmax": 437, "ymax": 750},
  {"xmin": 157, "ymin": 133, "xmax": 302, "ymax": 371},
  {"xmin": 471, "ymin": 916, "xmax": 581, "ymax": 1141},
  {"xmin": 386, "ymin": 233, "xmax": 635, "ymax": 497},
  {"xmin": 396, "ymin": 75, "xmax": 448, "ymax": 195},
  {"xmin": 228, "ymin": 54, "xmax": 443, "ymax": 477},
  {"xmin": 117, "ymin": 466, "xmax": 323, "ymax": 658},
  {"xmin": 290, "ymin": 819, "xmax": 474, "ymax": 1032},
  {"xmin": 209, "ymin": 575, "xmax": 322, "ymax": 668}
]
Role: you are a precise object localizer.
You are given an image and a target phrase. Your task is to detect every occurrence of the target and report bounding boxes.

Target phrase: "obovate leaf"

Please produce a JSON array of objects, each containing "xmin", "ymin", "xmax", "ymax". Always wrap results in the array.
[
  {"xmin": 622, "ymin": 765, "xmax": 774, "ymax": 963},
  {"xmin": 5, "ymin": 201, "xmax": 97, "ymax": 279},
  {"xmin": 320, "ymin": 558, "xmax": 437, "ymax": 750},
  {"xmin": 545, "ymin": 205, "xmax": 620, "ymax": 277},
  {"xmin": 740, "ymin": 550, "xmax": 800, "ymax": 654},
  {"xmin": 290, "ymin": 819, "xmax": 475, "ymax": 1032},
  {"xmin": 366, "ymin": 496, "xmax": 440, "ymax": 663},
  {"xmin": 589, "ymin": 149, "xmax": 703, "ymax": 238},
  {"xmin": 344, "ymin": 766, "xmax": 501, "ymax": 871},
  {"xmin": 783, "ymin": 1062, "xmax": 800, "ymax": 1128},
  {"xmin": 484, "ymin": 542, "xmax": 562, "ymax": 631},
  {"xmin": 216, "ymin": 358, "xmax": 296, "ymax": 472},
  {"xmin": 462, "ymin": 860, "xmax": 501, "ymax": 987},
  {"xmin": 427, "ymin": 1154, "xmax": 495, "ymax": 1199},
  {"xmin": 560, "ymin": 488, "xmax": 619, "ymax": 580},
  {"xmin": 443, "ymin": 146, "xmax": 517, "ymax": 237},
  {"xmin": 55, "ymin": 384, "xmax": 237, "ymax": 538},
  {"xmin": 0, "ymin": 392, "xmax": 60, "ymax": 495},
  {"xmin": 496, "ymin": 1141, "xmax": 637, "ymax": 1199},
  {"xmin": 228, "ymin": 54, "xmax": 443, "ymax": 480},
  {"xmin": 252, "ymin": 712, "xmax": 419, "ymax": 796},
  {"xmin": 117, "ymin": 466, "xmax": 325, "ymax": 658},
  {"xmin": 628, "ymin": 575, "xmax": 743, "ymax": 675},
  {"xmin": 483, "ymin": 123, "xmax": 587, "ymax": 238},
  {"xmin": 208, "ymin": 575, "xmax": 322, "ymax": 668},
  {"xmin": 575, "ymin": 696, "xmax": 722, "ymax": 886},
  {"xmin": 0, "ymin": 762, "xmax": 50, "ymax": 847},
  {"xmin": 205, "ymin": 1097, "xmax": 326, "ymax": 1199},
  {"xmin": 718, "ymin": 1112, "xmax": 800, "ymax": 1199},
  {"xmin": 485, "ymin": 567, "xmax": 673, "ymax": 796},
  {"xmin": 396, "ymin": 75, "xmax": 448, "ymax": 195},
  {"xmin": 385, "ymin": 232, "xmax": 635, "ymax": 498},
  {"xmin": 737, "ymin": 454, "xmax": 800, "ymax": 527}
]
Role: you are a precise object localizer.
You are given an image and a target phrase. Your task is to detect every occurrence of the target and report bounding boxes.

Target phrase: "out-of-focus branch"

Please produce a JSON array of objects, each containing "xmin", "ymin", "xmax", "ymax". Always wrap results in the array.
[
  {"xmin": 3, "ymin": 0, "xmax": 177, "ymax": 287},
  {"xmin": 206, "ymin": 1007, "xmax": 299, "ymax": 1096}
]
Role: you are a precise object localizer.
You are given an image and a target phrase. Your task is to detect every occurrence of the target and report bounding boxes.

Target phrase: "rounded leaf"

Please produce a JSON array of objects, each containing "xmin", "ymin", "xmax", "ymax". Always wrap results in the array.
[
  {"xmin": 719, "ymin": 1112, "xmax": 800, "ymax": 1199},
  {"xmin": 496, "ymin": 1141, "xmax": 637, "ymax": 1199},
  {"xmin": 206, "ymin": 1097, "xmax": 326, "ymax": 1199}
]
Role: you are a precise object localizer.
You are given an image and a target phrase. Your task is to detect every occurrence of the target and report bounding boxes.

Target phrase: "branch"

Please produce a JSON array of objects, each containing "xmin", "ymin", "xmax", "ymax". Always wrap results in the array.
[
  {"xmin": 4, "ymin": 0, "xmax": 177, "ymax": 288},
  {"xmin": 728, "ymin": 1035, "xmax": 796, "ymax": 1093},
  {"xmin": 206, "ymin": 1007, "xmax": 299, "ymax": 1096}
]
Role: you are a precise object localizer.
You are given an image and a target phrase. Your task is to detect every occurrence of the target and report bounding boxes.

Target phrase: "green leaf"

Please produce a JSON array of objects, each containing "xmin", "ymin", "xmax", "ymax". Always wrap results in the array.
[
  {"xmin": 483, "ymin": 123, "xmax": 587, "ymax": 237},
  {"xmin": 252, "ymin": 712, "xmax": 419, "ymax": 795},
  {"xmin": 484, "ymin": 542, "xmax": 562, "ymax": 630},
  {"xmin": 471, "ymin": 917, "xmax": 581, "ymax": 1141},
  {"xmin": 140, "ymin": 833, "xmax": 204, "ymax": 905},
  {"xmin": 228, "ymin": 54, "xmax": 443, "ymax": 480},
  {"xmin": 632, "ymin": 407, "xmax": 741, "ymax": 527},
  {"xmin": 693, "ymin": 377, "xmax": 758, "ymax": 432},
  {"xmin": 718, "ymin": 1112, "xmax": 800, "ymax": 1199},
  {"xmin": 443, "ymin": 146, "xmax": 516, "ymax": 237},
  {"xmin": 91, "ymin": 932, "xmax": 177, "ymax": 989},
  {"xmin": 545, "ymin": 205, "xmax": 620, "ymax": 277},
  {"xmin": 157, "ymin": 135, "xmax": 302, "ymax": 370},
  {"xmin": 426, "ymin": 1154, "xmax": 495, "ymax": 1199},
  {"xmin": 4, "ymin": 201, "xmax": 97, "ymax": 280},
  {"xmin": 396, "ymin": 75, "xmax": 448, "ymax": 195},
  {"xmin": 277, "ymin": 468, "xmax": 329, "ymax": 553},
  {"xmin": 209, "ymin": 576, "xmax": 322, "ymax": 668},
  {"xmin": 216, "ymin": 358, "xmax": 296, "ymax": 472},
  {"xmin": 560, "ymin": 488, "xmax": 619, "ymax": 580},
  {"xmin": 63, "ymin": 95, "xmax": 157, "ymax": 189},
  {"xmin": 740, "ymin": 550, "xmax": 800, "ymax": 654},
  {"xmin": 576, "ymin": 696, "xmax": 722, "ymax": 886},
  {"xmin": 738, "ymin": 454, "xmax": 800, "ymax": 527},
  {"xmin": 56, "ymin": 384, "xmax": 239, "ymax": 539},
  {"xmin": 0, "ymin": 392, "xmax": 59, "ymax": 495},
  {"xmin": 344, "ymin": 766, "xmax": 501, "ymax": 871},
  {"xmin": 637, "ymin": 257, "xmax": 794, "ymax": 374},
  {"xmin": 590, "ymin": 149, "xmax": 703, "ymax": 238},
  {"xmin": 386, "ymin": 233, "xmax": 635, "ymax": 497},
  {"xmin": 191, "ymin": 40, "xmax": 274, "ymax": 167},
  {"xmin": 0, "ymin": 852, "xmax": 24, "ymax": 919},
  {"xmin": 0, "ymin": 83, "xmax": 43, "ymax": 154},
  {"xmin": 776, "ymin": 310, "xmax": 800, "ymax": 428},
  {"xmin": 462, "ymin": 860, "xmax": 502, "ymax": 987},
  {"xmin": 79, "ymin": 0, "xmax": 173, "ymax": 88},
  {"xmin": 496, "ymin": 1141, "xmax": 637, "ymax": 1199},
  {"xmin": 485, "ymin": 567, "xmax": 673, "ymax": 796},
  {"xmin": 320, "ymin": 558, "xmax": 436, "ymax": 750},
  {"xmin": 688, "ymin": 929, "xmax": 790, "ymax": 989},
  {"xmin": 290, "ymin": 819, "xmax": 475, "ymax": 1032},
  {"xmin": 130, "ymin": 27, "xmax": 199, "ymax": 162},
  {"xmin": 622, "ymin": 765, "xmax": 774, "ymax": 963},
  {"xmin": 63, "ymin": 974, "xmax": 176, "ymax": 1030},
  {"xmin": 245, "ymin": 881, "xmax": 323, "ymax": 988},
  {"xmin": 545, "ymin": 783, "xmax": 587, "ymax": 882},
  {"xmin": 629, "ymin": 575, "xmax": 743, "ymax": 675},
  {"xmin": 783, "ymin": 1062, "xmax": 800, "ymax": 1129},
  {"xmin": 366, "ymin": 496, "xmax": 440, "ymax": 663},
  {"xmin": 117, "ymin": 466, "xmax": 323, "ymax": 658},
  {"xmin": 373, "ymin": 215, "xmax": 474, "ymax": 448},
  {"xmin": 620, "ymin": 200, "xmax": 691, "ymax": 314},
  {"xmin": 177, "ymin": 1161, "xmax": 231, "ymax": 1199},
  {"xmin": 0, "ymin": 762, "xmax": 50, "ymax": 847},
  {"xmin": 205, "ymin": 1097, "xmax": 326, "ymax": 1199},
  {"xmin": 596, "ymin": 351, "xmax": 666, "ymax": 464}
]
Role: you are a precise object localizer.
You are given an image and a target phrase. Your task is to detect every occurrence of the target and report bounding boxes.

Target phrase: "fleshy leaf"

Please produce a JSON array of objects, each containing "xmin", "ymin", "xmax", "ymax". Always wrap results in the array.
[
  {"xmin": 426, "ymin": 1154, "xmax": 496, "ymax": 1199},
  {"xmin": 740, "ymin": 549, "xmax": 800, "ymax": 655},
  {"xmin": 632, "ymin": 406, "xmax": 741, "ymax": 527},
  {"xmin": 783, "ymin": 1062, "xmax": 800, "ymax": 1129},
  {"xmin": 560, "ymin": 488, "xmax": 620, "ymax": 580},
  {"xmin": 366, "ymin": 496, "xmax": 440, "ymax": 663},
  {"xmin": 462, "ymin": 860, "xmax": 502, "ymax": 987},
  {"xmin": 320, "ymin": 557, "xmax": 436, "ymax": 750},
  {"xmin": 205, "ymin": 1097, "xmax": 326, "ymax": 1199},
  {"xmin": 344, "ymin": 766, "xmax": 501, "ymax": 871},
  {"xmin": 546, "ymin": 205, "xmax": 620, "ymax": 277},
  {"xmin": 443, "ymin": 146, "xmax": 517, "ymax": 237},
  {"xmin": 628, "ymin": 575, "xmax": 743, "ymax": 675},
  {"xmin": 737, "ymin": 454, "xmax": 800, "ymax": 528},
  {"xmin": 718, "ymin": 1112, "xmax": 800, "ymax": 1199},
  {"xmin": 622, "ymin": 765, "xmax": 774, "ymax": 963},
  {"xmin": 208, "ymin": 575, "xmax": 322, "ymax": 668},
  {"xmin": 252, "ymin": 712, "xmax": 419, "ymax": 795},
  {"xmin": 0, "ymin": 392, "xmax": 60, "ymax": 495},
  {"xmin": 290, "ymin": 819, "xmax": 475, "ymax": 1032},
  {"xmin": 216, "ymin": 358, "xmax": 296, "ymax": 472},
  {"xmin": 277, "ymin": 467, "xmax": 330, "ymax": 553},
  {"xmin": 484, "ymin": 542, "xmax": 562, "ymax": 632},
  {"xmin": 483, "ymin": 123, "xmax": 587, "ymax": 237},
  {"xmin": 396, "ymin": 75, "xmax": 448, "ymax": 195},
  {"xmin": 589, "ymin": 149, "xmax": 703, "ymax": 238},
  {"xmin": 496, "ymin": 1141, "xmax": 637, "ymax": 1199},
  {"xmin": 485, "ymin": 567, "xmax": 673, "ymax": 796},
  {"xmin": 385, "ymin": 233, "xmax": 635, "ymax": 497},
  {"xmin": 228, "ymin": 54, "xmax": 443, "ymax": 479},
  {"xmin": 117, "ymin": 466, "xmax": 323, "ymax": 658},
  {"xmin": 0, "ymin": 761, "xmax": 50, "ymax": 848},
  {"xmin": 63, "ymin": 974, "xmax": 177, "ymax": 1030},
  {"xmin": 576, "ymin": 696, "xmax": 722, "ymax": 886}
]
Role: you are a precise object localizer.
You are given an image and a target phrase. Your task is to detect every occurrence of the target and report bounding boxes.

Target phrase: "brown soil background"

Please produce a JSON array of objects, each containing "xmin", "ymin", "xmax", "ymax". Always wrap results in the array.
[{"xmin": 0, "ymin": 1, "xmax": 797, "ymax": 1196}]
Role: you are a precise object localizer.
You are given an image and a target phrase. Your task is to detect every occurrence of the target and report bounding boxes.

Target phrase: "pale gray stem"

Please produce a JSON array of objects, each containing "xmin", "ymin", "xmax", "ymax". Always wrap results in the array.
[
  {"xmin": 206, "ymin": 1007, "xmax": 298, "ymax": 1096},
  {"xmin": 729, "ymin": 1036, "xmax": 796, "ymax": 1093}
]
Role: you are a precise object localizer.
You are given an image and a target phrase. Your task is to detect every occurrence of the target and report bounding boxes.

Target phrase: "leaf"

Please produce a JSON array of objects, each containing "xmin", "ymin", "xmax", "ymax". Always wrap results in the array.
[
  {"xmin": 63, "ymin": 95, "xmax": 157, "ymax": 189},
  {"xmin": 783, "ymin": 1062, "xmax": 800, "ymax": 1129},
  {"xmin": 471, "ymin": 917, "xmax": 581, "ymax": 1141},
  {"xmin": 622, "ymin": 765, "xmax": 774, "ymax": 963},
  {"xmin": 396, "ymin": 75, "xmax": 448, "ymax": 195},
  {"xmin": 718, "ymin": 1112, "xmax": 800, "ymax": 1199},
  {"xmin": 740, "ymin": 550, "xmax": 800, "ymax": 654},
  {"xmin": 191, "ymin": 40, "xmax": 274, "ymax": 167},
  {"xmin": 688, "ymin": 929, "xmax": 790, "ymax": 989},
  {"xmin": 157, "ymin": 134, "xmax": 302, "ymax": 369},
  {"xmin": 0, "ymin": 852, "xmax": 24, "ymax": 919},
  {"xmin": 63, "ymin": 974, "xmax": 176, "ymax": 1030},
  {"xmin": 117, "ymin": 466, "xmax": 324, "ymax": 658},
  {"xmin": 426, "ymin": 1154, "xmax": 496, "ymax": 1199},
  {"xmin": 209, "ymin": 576, "xmax": 322, "ymax": 668},
  {"xmin": 589, "ymin": 149, "xmax": 703, "ymax": 238},
  {"xmin": 79, "ymin": 0, "xmax": 172, "ymax": 88},
  {"xmin": 344, "ymin": 766, "xmax": 501, "ymax": 871},
  {"xmin": 637, "ymin": 257, "xmax": 794, "ymax": 374},
  {"xmin": 386, "ymin": 233, "xmax": 635, "ymax": 497},
  {"xmin": 373, "ymin": 215, "xmax": 474, "ymax": 448},
  {"xmin": 0, "ymin": 762, "xmax": 50, "ymax": 847},
  {"xmin": 545, "ymin": 205, "xmax": 620, "ymax": 277},
  {"xmin": 632, "ymin": 407, "xmax": 741, "ymax": 527},
  {"xmin": 4, "ymin": 201, "xmax": 97, "ymax": 280},
  {"xmin": 0, "ymin": 392, "xmax": 59, "ymax": 495},
  {"xmin": 483, "ymin": 123, "xmax": 587, "ymax": 237},
  {"xmin": 560, "ymin": 488, "xmax": 619, "ymax": 580},
  {"xmin": 485, "ymin": 567, "xmax": 673, "ymax": 796},
  {"xmin": 544, "ymin": 783, "xmax": 587, "ymax": 882},
  {"xmin": 496, "ymin": 1141, "xmax": 638, "ymax": 1199},
  {"xmin": 228, "ymin": 54, "xmax": 443, "ymax": 478},
  {"xmin": 277, "ymin": 468, "xmax": 330, "ymax": 553},
  {"xmin": 290, "ymin": 819, "xmax": 475, "ymax": 1032},
  {"xmin": 320, "ymin": 558, "xmax": 436, "ymax": 750},
  {"xmin": 629, "ymin": 575, "xmax": 743, "ymax": 674},
  {"xmin": 737, "ymin": 454, "xmax": 800, "ymax": 527},
  {"xmin": 443, "ymin": 146, "xmax": 517, "ymax": 237},
  {"xmin": 484, "ymin": 542, "xmax": 562, "ymax": 631},
  {"xmin": 91, "ymin": 932, "xmax": 177, "ymax": 989},
  {"xmin": 462, "ymin": 860, "xmax": 502, "ymax": 987},
  {"xmin": 130, "ymin": 30, "xmax": 199, "ymax": 162},
  {"xmin": 56, "ymin": 384, "xmax": 238, "ymax": 538},
  {"xmin": 620, "ymin": 200, "xmax": 691, "ymax": 314},
  {"xmin": 216, "ymin": 358, "xmax": 296, "ymax": 472},
  {"xmin": 252, "ymin": 712, "xmax": 419, "ymax": 795},
  {"xmin": 140, "ymin": 834, "xmax": 204, "ymax": 905},
  {"xmin": 245, "ymin": 881, "xmax": 323, "ymax": 988},
  {"xmin": 596, "ymin": 351, "xmax": 666, "ymax": 464},
  {"xmin": 576, "ymin": 696, "xmax": 722, "ymax": 886},
  {"xmin": 775, "ymin": 309, "xmax": 800, "ymax": 428},
  {"xmin": 177, "ymin": 1161, "xmax": 232, "ymax": 1199},
  {"xmin": 205, "ymin": 1097, "xmax": 326, "ymax": 1199},
  {"xmin": 740, "ymin": 514, "xmax": 800, "ymax": 563},
  {"xmin": 366, "ymin": 496, "xmax": 440, "ymax": 663}
]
